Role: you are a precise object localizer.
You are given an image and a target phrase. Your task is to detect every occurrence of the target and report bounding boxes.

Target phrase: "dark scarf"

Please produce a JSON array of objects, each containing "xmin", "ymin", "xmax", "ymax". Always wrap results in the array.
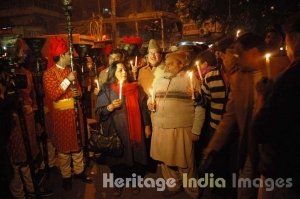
[{"xmin": 111, "ymin": 82, "xmax": 142, "ymax": 144}]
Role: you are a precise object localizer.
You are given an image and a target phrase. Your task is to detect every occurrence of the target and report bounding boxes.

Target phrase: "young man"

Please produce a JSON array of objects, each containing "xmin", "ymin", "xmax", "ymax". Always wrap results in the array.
[
  {"xmin": 203, "ymin": 33, "xmax": 267, "ymax": 199},
  {"xmin": 253, "ymin": 14, "xmax": 300, "ymax": 199},
  {"xmin": 43, "ymin": 36, "xmax": 92, "ymax": 191}
]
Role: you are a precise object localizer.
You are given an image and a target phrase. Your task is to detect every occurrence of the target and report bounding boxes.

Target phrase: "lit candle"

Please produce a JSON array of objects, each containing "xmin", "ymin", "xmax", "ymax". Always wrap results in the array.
[
  {"xmin": 149, "ymin": 88, "xmax": 154, "ymax": 103},
  {"xmin": 119, "ymin": 79, "xmax": 123, "ymax": 100},
  {"xmin": 195, "ymin": 61, "xmax": 203, "ymax": 81},
  {"xmin": 94, "ymin": 79, "xmax": 100, "ymax": 90},
  {"xmin": 134, "ymin": 56, "xmax": 138, "ymax": 68},
  {"xmin": 134, "ymin": 56, "xmax": 138, "ymax": 80},
  {"xmin": 265, "ymin": 53, "xmax": 271, "ymax": 78},
  {"xmin": 188, "ymin": 71, "xmax": 195, "ymax": 99},
  {"xmin": 236, "ymin": 29, "xmax": 241, "ymax": 38}
]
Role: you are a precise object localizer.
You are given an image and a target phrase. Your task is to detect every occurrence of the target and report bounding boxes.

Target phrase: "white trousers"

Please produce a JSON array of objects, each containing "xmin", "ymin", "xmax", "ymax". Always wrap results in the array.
[{"xmin": 58, "ymin": 150, "xmax": 84, "ymax": 178}]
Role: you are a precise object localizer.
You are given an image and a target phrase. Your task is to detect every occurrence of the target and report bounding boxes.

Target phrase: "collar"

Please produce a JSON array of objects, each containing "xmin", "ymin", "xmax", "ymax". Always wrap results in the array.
[{"xmin": 56, "ymin": 64, "xmax": 64, "ymax": 70}]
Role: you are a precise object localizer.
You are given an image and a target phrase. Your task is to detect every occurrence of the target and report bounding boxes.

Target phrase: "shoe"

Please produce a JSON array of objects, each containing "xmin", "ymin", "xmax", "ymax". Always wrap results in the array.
[
  {"xmin": 112, "ymin": 187, "xmax": 123, "ymax": 197},
  {"xmin": 49, "ymin": 166, "xmax": 60, "ymax": 175},
  {"xmin": 131, "ymin": 187, "xmax": 140, "ymax": 195},
  {"xmin": 26, "ymin": 189, "xmax": 54, "ymax": 198},
  {"xmin": 62, "ymin": 177, "xmax": 72, "ymax": 191},
  {"xmin": 74, "ymin": 172, "xmax": 93, "ymax": 183},
  {"xmin": 162, "ymin": 189, "xmax": 182, "ymax": 197},
  {"xmin": 39, "ymin": 187, "xmax": 55, "ymax": 197}
]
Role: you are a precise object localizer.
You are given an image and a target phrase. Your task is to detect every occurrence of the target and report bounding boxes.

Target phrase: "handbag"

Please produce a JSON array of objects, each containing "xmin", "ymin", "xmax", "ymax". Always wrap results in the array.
[{"xmin": 88, "ymin": 90, "xmax": 124, "ymax": 157}]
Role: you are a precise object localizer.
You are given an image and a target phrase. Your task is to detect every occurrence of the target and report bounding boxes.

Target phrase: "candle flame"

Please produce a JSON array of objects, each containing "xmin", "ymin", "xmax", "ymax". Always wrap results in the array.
[
  {"xmin": 236, "ymin": 29, "xmax": 241, "ymax": 38},
  {"xmin": 265, "ymin": 53, "xmax": 271, "ymax": 60}
]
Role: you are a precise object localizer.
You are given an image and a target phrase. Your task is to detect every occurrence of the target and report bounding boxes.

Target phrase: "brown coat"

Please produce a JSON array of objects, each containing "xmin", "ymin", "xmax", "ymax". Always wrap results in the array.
[{"xmin": 206, "ymin": 70, "xmax": 263, "ymax": 169}]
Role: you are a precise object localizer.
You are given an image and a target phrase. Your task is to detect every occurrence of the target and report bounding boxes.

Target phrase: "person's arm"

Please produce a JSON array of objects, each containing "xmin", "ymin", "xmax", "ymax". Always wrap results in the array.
[
  {"xmin": 195, "ymin": 74, "xmax": 210, "ymax": 107},
  {"xmin": 43, "ymin": 70, "xmax": 73, "ymax": 101},
  {"xmin": 204, "ymin": 81, "xmax": 237, "ymax": 154},
  {"xmin": 95, "ymin": 89, "xmax": 112, "ymax": 122},
  {"xmin": 192, "ymin": 106, "xmax": 206, "ymax": 136},
  {"xmin": 139, "ymin": 87, "xmax": 151, "ymax": 126}
]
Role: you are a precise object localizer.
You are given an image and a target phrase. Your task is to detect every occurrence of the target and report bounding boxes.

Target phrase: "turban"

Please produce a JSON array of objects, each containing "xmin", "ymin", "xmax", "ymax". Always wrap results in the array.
[{"xmin": 47, "ymin": 36, "xmax": 68, "ymax": 69}]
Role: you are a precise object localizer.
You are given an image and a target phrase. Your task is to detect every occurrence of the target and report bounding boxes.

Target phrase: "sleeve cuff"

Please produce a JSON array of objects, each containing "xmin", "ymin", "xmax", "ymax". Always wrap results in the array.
[{"xmin": 60, "ymin": 78, "xmax": 71, "ymax": 91}]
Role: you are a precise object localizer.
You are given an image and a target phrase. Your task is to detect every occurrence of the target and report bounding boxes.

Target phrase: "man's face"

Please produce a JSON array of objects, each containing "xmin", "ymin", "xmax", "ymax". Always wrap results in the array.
[
  {"xmin": 165, "ymin": 58, "xmax": 182, "ymax": 74},
  {"xmin": 219, "ymin": 47, "xmax": 237, "ymax": 71},
  {"xmin": 147, "ymin": 48, "xmax": 161, "ymax": 67},
  {"xmin": 61, "ymin": 52, "xmax": 71, "ymax": 67},
  {"xmin": 234, "ymin": 42, "xmax": 263, "ymax": 71}
]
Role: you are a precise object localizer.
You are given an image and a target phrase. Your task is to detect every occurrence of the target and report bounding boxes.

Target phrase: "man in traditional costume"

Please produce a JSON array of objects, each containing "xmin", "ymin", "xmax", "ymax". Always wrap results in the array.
[{"xmin": 43, "ymin": 36, "xmax": 92, "ymax": 191}]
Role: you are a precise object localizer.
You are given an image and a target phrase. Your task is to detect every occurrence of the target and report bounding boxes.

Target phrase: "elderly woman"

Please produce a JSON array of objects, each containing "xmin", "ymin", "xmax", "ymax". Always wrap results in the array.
[
  {"xmin": 149, "ymin": 51, "xmax": 203, "ymax": 198},
  {"xmin": 95, "ymin": 61, "xmax": 151, "ymax": 197}
]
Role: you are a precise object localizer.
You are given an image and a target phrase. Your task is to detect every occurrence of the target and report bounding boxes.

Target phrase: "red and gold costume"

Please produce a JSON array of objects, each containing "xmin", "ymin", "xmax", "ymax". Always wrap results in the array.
[
  {"xmin": 41, "ymin": 36, "xmax": 88, "ymax": 183},
  {"xmin": 43, "ymin": 66, "xmax": 84, "ymax": 153}
]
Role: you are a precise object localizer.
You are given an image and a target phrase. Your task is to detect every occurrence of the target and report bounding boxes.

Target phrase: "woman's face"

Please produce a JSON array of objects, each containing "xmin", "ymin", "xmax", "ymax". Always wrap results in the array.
[{"xmin": 114, "ymin": 63, "xmax": 127, "ymax": 82}]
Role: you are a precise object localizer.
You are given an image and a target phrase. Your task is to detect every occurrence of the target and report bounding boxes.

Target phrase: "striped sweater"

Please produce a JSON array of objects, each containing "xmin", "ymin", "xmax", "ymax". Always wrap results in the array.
[{"xmin": 200, "ymin": 68, "xmax": 229, "ymax": 130}]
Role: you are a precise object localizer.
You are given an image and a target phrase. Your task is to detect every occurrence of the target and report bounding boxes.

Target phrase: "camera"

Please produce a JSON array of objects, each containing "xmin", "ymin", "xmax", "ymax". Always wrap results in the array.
[
  {"xmin": 0, "ymin": 56, "xmax": 28, "ymax": 110},
  {"xmin": 0, "ymin": 35, "xmax": 28, "ymax": 91},
  {"xmin": 0, "ymin": 57, "xmax": 27, "ymax": 89}
]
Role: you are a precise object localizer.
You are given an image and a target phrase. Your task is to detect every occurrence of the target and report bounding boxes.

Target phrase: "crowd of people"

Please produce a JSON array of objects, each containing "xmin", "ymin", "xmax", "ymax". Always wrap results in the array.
[{"xmin": 0, "ymin": 13, "xmax": 300, "ymax": 199}]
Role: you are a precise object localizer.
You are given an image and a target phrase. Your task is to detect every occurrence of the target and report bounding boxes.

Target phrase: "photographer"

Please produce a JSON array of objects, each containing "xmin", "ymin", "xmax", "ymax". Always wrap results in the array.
[
  {"xmin": 0, "ymin": 72, "xmax": 13, "ymax": 199},
  {"xmin": 5, "ymin": 51, "xmax": 42, "ymax": 198}
]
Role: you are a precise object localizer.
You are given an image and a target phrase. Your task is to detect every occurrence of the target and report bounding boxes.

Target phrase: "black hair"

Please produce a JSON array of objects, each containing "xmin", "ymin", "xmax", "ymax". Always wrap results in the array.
[
  {"xmin": 53, "ymin": 55, "xmax": 60, "ymax": 64},
  {"xmin": 236, "ymin": 32, "xmax": 266, "ymax": 53},
  {"xmin": 102, "ymin": 61, "xmax": 131, "ymax": 89},
  {"xmin": 216, "ymin": 37, "xmax": 235, "ymax": 53},
  {"xmin": 196, "ymin": 50, "xmax": 217, "ymax": 66}
]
